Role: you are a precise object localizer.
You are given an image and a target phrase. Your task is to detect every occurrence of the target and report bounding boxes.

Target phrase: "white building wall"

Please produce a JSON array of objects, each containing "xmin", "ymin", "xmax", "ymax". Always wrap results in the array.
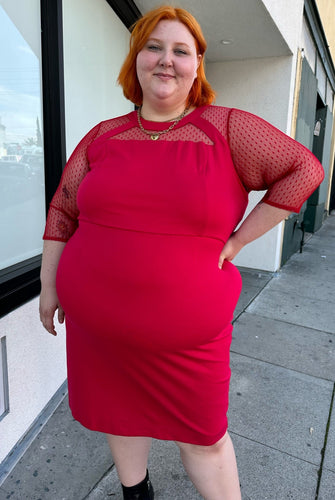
[
  {"xmin": 63, "ymin": 0, "xmax": 133, "ymax": 156},
  {"xmin": 262, "ymin": 0, "xmax": 304, "ymax": 53},
  {"xmin": 0, "ymin": 299, "xmax": 67, "ymax": 463},
  {"xmin": 0, "ymin": 0, "xmax": 131, "ymax": 466},
  {"xmin": 207, "ymin": 55, "xmax": 297, "ymax": 270}
]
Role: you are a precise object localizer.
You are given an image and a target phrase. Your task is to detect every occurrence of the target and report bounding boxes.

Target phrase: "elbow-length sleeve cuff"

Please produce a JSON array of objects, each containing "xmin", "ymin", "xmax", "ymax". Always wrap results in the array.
[{"xmin": 43, "ymin": 205, "xmax": 79, "ymax": 242}]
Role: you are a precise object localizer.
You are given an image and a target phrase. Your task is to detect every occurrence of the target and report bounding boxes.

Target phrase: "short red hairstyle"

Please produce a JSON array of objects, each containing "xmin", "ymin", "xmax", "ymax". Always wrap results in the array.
[{"xmin": 118, "ymin": 5, "xmax": 216, "ymax": 107}]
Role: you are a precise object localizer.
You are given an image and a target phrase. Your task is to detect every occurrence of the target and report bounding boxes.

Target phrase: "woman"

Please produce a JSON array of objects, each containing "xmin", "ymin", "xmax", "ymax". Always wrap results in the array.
[{"xmin": 40, "ymin": 6, "xmax": 324, "ymax": 500}]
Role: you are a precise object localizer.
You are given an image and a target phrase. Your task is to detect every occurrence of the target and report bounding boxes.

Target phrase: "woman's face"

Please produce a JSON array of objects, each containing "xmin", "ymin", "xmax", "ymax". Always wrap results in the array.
[{"xmin": 136, "ymin": 20, "xmax": 201, "ymax": 109}]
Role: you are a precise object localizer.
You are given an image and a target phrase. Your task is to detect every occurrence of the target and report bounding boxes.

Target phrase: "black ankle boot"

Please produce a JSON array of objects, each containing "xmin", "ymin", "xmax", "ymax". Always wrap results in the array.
[{"xmin": 121, "ymin": 470, "xmax": 154, "ymax": 500}]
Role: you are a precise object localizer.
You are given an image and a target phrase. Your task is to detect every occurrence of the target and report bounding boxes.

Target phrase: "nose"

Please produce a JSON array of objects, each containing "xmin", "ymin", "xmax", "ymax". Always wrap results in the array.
[{"xmin": 159, "ymin": 50, "xmax": 173, "ymax": 67}]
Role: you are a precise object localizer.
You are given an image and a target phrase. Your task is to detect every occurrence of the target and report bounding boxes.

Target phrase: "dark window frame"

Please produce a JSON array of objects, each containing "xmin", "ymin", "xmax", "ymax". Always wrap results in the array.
[{"xmin": 0, "ymin": 0, "xmax": 141, "ymax": 318}]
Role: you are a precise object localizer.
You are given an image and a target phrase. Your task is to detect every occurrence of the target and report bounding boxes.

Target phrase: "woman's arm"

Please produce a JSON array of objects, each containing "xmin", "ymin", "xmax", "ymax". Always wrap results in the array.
[
  {"xmin": 216, "ymin": 108, "xmax": 324, "ymax": 268},
  {"xmin": 227, "ymin": 108, "xmax": 324, "ymax": 213},
  {"xmin": 40, "ymin": 124, "xmax": 102, "ymax": 333},
  {"xmin": 218, "ymin": 203, "xmax": 291, "ymax": 268},
  {"xmin": 39, "ymin": 240, "xmax": 66, "ymax": 335},
  {"xmin": 43, "ymin": 122, "xmax": 101, "ymax": 242}
]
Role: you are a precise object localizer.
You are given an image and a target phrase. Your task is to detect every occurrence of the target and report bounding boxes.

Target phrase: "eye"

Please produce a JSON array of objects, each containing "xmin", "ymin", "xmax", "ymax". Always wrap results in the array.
[
  {"xmin": 174, "ymin": 49, "xmax": 187, "ymax": 55},
  {"xmin": 147, "ymin": 44, "xmax": 161, "ymax": 51}
]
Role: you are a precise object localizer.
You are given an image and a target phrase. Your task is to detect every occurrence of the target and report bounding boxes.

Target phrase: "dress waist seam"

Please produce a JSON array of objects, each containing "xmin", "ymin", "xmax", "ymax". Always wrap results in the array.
[{"xmin": 78, "ymin": 218, "xmax": 225, "ymax": 244}]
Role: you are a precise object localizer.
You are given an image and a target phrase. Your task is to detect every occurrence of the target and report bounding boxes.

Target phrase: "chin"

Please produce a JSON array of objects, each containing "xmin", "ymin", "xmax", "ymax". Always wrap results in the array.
[{"xmin": 153, "ymin": 89, "xmax": 179, "ymax": 101}]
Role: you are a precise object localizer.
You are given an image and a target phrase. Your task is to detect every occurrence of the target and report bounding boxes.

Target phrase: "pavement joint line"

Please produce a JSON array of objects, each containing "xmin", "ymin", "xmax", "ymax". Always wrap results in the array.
[
  {"xmin": 229, "ymin": 350, "xmax": 335, "ymax": 384},
  {"xmin": 315, "ymin": 382, "xmax": 335, "ymax": 499},
  {"xmin": 82, "ymin": 463, "xmax": 116, "ymax": 499},
  {"xmin": 247, "ymin": 287, "xmax": 335, "ymax": 307},
  {"xmin": 233, "ymin": 272, "xmax": 275, "ymax": 324},
  {"xmin": 236, "ymin": 310, "xmax": 335, "ymax": 337},
  {"xmin": 235, "ymin": 310, "xmax": 335, "ymax": 337},
  {"xmin": 229, "ymin": 430, "xmax": 322, "ymax": 468}
]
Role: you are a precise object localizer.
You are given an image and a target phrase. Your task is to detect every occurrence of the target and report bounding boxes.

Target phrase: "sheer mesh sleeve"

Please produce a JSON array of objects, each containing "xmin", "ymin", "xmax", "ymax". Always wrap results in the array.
[
  {"xmin": 227, "ymin": 108, "xmax": 324, "ymax": 213},
  {"xmin": 43, "ymin": 123, "xmax": 102, "ymax": 241}
]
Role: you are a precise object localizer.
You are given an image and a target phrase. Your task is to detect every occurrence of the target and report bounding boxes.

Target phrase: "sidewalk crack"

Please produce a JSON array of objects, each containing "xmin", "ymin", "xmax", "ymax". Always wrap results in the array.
[
  {"xmin": 315, "ymin": 382, "xmax": 335, "ymax": 499},
  {"xmin": 82, "ymin": 464, "xmax": 115, "ymax": 499}
]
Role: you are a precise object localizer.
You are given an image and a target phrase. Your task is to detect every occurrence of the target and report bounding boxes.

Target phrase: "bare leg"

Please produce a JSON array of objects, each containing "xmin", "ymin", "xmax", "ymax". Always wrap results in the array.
[
  {"xmin": 176, "ymin": 432, "xmax": 241, "ymax": 500},
  {"xmin": 106, "ymin": 434, "xmax": 152, "ymax": 487}
]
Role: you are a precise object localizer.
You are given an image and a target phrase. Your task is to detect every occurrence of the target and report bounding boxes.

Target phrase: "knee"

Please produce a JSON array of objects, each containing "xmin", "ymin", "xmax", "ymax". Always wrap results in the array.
[{"xmin": 176, "ymin": 432, "xmax": 229, "ymax": 456}]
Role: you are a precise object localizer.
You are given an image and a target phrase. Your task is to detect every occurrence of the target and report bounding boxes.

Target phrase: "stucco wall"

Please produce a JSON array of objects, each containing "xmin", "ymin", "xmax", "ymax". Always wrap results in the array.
[
  {"xmin": 0, "ymin": 299, "xmax": 67, "ymax": 463},
  {"xmin": 262, "ymin": 0, "xmax": 304, "ymax": 54},
  {"xmin": 63, "ymin": 0, "xmax": 133, "ymax": 156},
  {"xmin": 207, "ymin": 55, "xmax": 296, "ymax": 270}
]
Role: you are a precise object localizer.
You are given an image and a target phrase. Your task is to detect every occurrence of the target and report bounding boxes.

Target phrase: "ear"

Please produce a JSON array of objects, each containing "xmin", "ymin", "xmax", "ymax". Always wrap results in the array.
[{"xmin": 194, "ymin": 54, "xmax": 202, "ymax": 79}]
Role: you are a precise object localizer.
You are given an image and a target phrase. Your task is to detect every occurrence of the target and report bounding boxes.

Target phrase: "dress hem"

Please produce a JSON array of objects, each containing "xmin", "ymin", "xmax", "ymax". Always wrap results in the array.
[{"xmin": 69, "ymin": 407, "xmax": 228, "ymax": 446}]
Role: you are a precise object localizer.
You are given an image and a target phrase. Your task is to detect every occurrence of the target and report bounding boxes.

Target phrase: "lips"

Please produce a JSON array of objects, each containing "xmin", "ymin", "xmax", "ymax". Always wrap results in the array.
[{"xmin": 154, "ymin": 73, "xmax": 175, "ymax": 79}]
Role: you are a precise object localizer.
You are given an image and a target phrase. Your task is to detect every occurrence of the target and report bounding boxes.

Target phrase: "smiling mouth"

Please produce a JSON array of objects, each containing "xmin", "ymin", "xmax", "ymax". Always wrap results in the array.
[{"xmin": 155, "ymin": 73, "xmax": 175, "ymax": 79}]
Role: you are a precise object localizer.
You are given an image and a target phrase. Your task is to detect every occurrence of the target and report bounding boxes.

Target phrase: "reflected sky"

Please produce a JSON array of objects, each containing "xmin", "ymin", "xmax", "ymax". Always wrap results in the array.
[
  {"xmin": 0, "ymin": 4, "xmax": 45, "ymax": 269},
  {"xmin": 0, "ymin": 6, "xmax": 42, "ymax": 143}
]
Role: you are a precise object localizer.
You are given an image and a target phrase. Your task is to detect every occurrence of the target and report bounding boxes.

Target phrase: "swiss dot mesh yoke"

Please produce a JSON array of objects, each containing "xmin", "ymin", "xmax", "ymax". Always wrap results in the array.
[{"xmin": 44, "ymin": 105, "xmax": 324, "ymax": 242}]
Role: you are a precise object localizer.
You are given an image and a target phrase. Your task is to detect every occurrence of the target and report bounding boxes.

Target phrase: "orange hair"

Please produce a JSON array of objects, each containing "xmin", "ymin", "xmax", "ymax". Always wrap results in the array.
[{"xmin": 117, "ymin": 5, "xmax": 216, "ymax": 107}]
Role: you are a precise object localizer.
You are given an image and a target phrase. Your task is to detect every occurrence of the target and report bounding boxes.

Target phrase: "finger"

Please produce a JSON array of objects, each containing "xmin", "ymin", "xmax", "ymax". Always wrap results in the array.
[
  {"xmin": 45, "ymin": 320, "xmax": 57, "ymax": 336},
  {"xmin": 40, "ymin": 313, "xmax": 57, "ymax": 336},
  {"xmin": 218, "ymin": 252, "xmax": 225, "ymax": 269},
  {"xmin": 44, "ymin": 322, "xmax": 57, "ymax": 336},
  {"xmin": 58, "ymin": 306, "xmax": 65, "ymax": 324}
]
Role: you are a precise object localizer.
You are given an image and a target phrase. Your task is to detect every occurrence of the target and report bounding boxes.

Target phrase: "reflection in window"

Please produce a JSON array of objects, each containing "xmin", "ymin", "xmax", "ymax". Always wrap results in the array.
[{"xmin": 0, "ymin": 3, "xmax": 45, "ymax": 270}]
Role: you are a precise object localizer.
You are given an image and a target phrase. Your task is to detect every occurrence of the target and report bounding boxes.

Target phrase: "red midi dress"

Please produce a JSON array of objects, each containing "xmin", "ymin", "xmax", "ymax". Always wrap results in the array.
[{"xmin": 43, "ymin": 105, "xmax": 324, "ymax": 445}]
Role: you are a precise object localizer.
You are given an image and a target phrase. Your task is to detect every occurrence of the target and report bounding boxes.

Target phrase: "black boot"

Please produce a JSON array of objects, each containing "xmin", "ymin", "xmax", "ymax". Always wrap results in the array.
[{"xmin": 121, "ymin": 470, "xmax": 154, "ymax": 500}]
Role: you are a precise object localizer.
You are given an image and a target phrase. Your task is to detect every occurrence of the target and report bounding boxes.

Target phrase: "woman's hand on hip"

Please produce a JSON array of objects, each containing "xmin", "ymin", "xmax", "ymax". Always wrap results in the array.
[
  {"xmin": 39, "ymin": 285, "xmax": 65, "ymax": 336},
  {"xmin": 218, "ymin": 233, "xmax": 244, "ymax": 269}
]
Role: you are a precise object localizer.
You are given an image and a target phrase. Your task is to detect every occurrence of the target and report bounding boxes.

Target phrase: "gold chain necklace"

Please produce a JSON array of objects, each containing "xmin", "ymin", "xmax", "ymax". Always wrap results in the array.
[{"xmin": 137, "ymin": 106, "xmax": 189, "ymax": 140}]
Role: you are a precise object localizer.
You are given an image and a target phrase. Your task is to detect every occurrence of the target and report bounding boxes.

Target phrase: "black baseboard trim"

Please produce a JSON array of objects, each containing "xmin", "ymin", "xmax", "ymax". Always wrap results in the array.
[{"xmin": 0, "ymin": 380, "xmax": 68, "ymax": 486}]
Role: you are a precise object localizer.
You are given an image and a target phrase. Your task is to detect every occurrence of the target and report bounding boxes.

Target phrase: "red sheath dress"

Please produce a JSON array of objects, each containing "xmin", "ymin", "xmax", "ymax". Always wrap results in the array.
[{"xmin": 43, "ymin": 106, "xmax": 324, "ymax": 445}]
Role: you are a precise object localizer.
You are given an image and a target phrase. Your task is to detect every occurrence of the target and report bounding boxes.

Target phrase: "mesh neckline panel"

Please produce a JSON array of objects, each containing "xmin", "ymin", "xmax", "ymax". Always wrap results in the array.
[{"xmin": 110, "ymin": 122, "xmax": 214, "ymax": 144}]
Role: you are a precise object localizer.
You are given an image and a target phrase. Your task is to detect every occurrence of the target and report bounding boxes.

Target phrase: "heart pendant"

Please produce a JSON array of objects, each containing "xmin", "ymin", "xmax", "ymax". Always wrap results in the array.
[{"xmin": 150, "ymin": 134, "xmax": 160, "ymax": 141}]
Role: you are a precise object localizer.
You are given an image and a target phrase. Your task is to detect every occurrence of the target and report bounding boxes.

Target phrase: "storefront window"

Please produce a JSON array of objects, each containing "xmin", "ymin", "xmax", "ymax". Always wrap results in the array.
[
  {"xmin": 326, "ymin": 80, "xmax": 334, "ymax": 112},
  {"xmin": 302, "ymin": 17, "xmax": 316, "ymax": 73},
  {"xmin": 316, "ymin": 54, "xmax": 327, "ymax": 104},
  {"xmin": 0, "ymin": 1, "xmax": 45, "ymax": 270}
]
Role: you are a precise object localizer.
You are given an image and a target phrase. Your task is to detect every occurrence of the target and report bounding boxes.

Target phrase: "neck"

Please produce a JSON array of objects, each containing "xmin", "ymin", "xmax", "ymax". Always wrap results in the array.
[{"xmin": 140, "ymin": 101, "xmax": 190, "ymax": 122}]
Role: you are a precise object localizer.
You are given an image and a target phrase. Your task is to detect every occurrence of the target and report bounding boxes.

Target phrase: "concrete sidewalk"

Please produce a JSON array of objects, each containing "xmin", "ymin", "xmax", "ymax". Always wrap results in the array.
[{"xmin": 1, "ymin": 214, "xmax": 334, "ymax": 500}]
